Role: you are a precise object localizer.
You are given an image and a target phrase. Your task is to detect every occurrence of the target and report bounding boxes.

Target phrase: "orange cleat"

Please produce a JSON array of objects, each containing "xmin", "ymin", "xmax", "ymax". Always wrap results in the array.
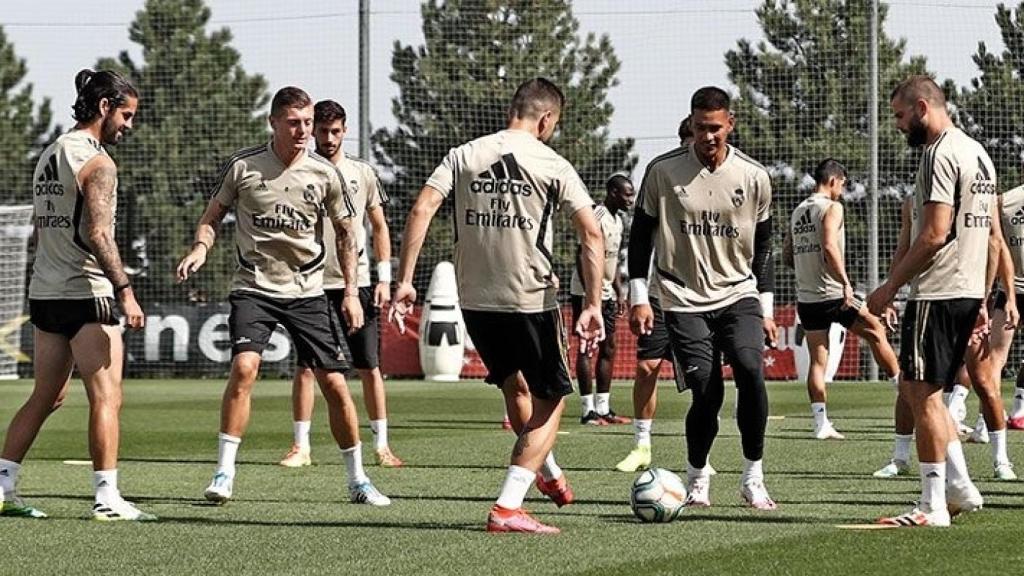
[
  {"xmin": 375, "ymin": 447, "xmax": 404, "ymax": 468},
  {"xmin": 535, "ymin": 473, "xmax": 575, "ymax": 507},
  {"xmin": 486, "ymin": 505, "xmax": 560, "ymax": 534}
]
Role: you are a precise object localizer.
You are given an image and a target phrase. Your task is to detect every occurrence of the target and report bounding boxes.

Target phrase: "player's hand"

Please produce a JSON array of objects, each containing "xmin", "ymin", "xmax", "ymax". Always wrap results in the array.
[
  {"xmin": 866, "ymin": 282, "xmax": 895, "ymax": 317},
  {"xmin": 883, "ymin": 306, "xmax": 899, "ymax": 333},
  {"xmin": 1006, "ymin": 303, "xmax": 1020, "ymax": 330},
  {"xmin": 176, "ymin": 244, "xmax": 208, "ymax": 283},
  {"xmin": 629, "ymin": 304, "xmax": 654, "ymax": 336},
  {"xmin": 763, "ymin": 316, "xmax": 778, "ymax": 349},
  {"xmin": 969, "ymin": 304, "xmax": 991, "ymax": 346},
  {"xmin": 842, "ymin": 283, "xmax": 856, "ymax": 310},
  {"xmin": 575, "ymin": 303, "xmax": 605, "ymax": 356},
  {"xmin": 616, "ymin": 296, "xmax": 627, "ymax": 318},
  {"xmin": 341, "ymin": 291, "xmax": 364, "ymax": 334},
  {"xmin": 118, "ymin": 288, "xmax": 145, "ymax": 330},
  {"xmin": 390, "ymin": 281, "xmax": 417, "ymax": 334},
  {"xmin": 374, "ymin": 281, "xmax": 391, "ymax": 309}
]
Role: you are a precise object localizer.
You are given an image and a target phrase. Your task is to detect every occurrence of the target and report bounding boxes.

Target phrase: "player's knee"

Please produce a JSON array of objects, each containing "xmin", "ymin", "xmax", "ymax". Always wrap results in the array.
[
  {"xmin": 601, "ymin": 337, "xmax": 616, "ymax": 357},
  {"xmin": 730, "ymin": 349, "xmax": 765, "ymax": 386},
  {"xmin": 230, "ymin": 355, "xmax": 261, "ymax": 383},
  {"xmin": 636, "ymin": 359, "xmax": 659, "ymax": 381},
  {"xmin": 681, "ymin": 359, "xmax": 715, "ymax": 396}
]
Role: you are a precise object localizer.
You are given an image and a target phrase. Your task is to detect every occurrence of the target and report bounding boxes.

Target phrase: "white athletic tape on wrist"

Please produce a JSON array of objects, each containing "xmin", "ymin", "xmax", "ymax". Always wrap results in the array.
[
  {"xmin": 629, "ymin": 279, "xmax": 649, "ymax": 307},
  {"xmin": 759, "ymin": 292, "xmax": 775, "ymax": 318},
  {"xmin": 377, "ymin": 261, "xmax": 392, "ymax": 284}
]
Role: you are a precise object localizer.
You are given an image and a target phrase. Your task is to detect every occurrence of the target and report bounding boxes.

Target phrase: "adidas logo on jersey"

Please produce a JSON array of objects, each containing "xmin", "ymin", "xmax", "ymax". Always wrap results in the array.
[
  {"xmin": 793, "ymin": 209, "xmax": 816, "ymax": 234},
  {"xmin": 34, "ymin": 154, "xmax": 65, "ymax": 196},
  {"xmin": 1010, "ymin": 206, "xmax": 1024, "ymax": 226},
  {"xmin": 971, "ymin": 157, "xmax": 996, "ymax": 195},
  {"xmin": 470, "ymin": 154, "xmax": 534, "ymax": 197}
]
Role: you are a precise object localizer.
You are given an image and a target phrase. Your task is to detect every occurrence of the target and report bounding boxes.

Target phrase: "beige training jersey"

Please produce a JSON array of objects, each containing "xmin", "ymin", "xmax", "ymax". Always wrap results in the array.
[
  {"xmin": 908, "ymin": 127, "xmax": 995, "ymax": 301},
  {"xmin": 638, "ymin": 143, "xmax": 772, "ymax": 313},
  {"xmin": 29, "ymin": 130, "xmax": 116, "ymax": 299},
  {"xmin": 791, "ymin": 194, "xmax": 846, "ymax": 303},
  {"xmin": 426, "ymin": 129, "xmax": 593, "ymax": 313},
  {"xmin": 570, "ymin": 203, "xmax": 622, "ymax": 300},
  {"xmin": 322, "ymin": 154, "xmax": 388, "ymax": 289},
  {"xmin": 213, "ymin": 141, "xmax": 354, "ymax": 298},
  {"xmin": 999, "ymin": 185, "xmax": 1024, "ymax": 295}
]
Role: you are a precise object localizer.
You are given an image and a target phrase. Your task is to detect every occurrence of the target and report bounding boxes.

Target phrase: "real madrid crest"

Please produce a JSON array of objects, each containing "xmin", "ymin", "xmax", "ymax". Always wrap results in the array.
[
  {"xmin": 732, "ymin": 188, "xmax": 745, "ymax": 207},
  {"xmin": 303, "ymin": 183, "xmax": 317, "ymax": 204}
]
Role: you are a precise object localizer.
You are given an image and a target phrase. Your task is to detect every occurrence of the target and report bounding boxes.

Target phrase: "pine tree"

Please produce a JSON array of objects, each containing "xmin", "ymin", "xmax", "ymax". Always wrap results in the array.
[
  {"xmin": 97, "ymin": 0, "xmax": 268, "ymax": 303},
  {"xmin": 725, "ymin": 0, "xmax": 930, "ymax": 299},
  {"xmin": 0, "ymin": 25, "xmax": 53, "ymax": 204},
  {"xmin": 373, "ymin": 0, "xmax": 635, "ymax": 284}
]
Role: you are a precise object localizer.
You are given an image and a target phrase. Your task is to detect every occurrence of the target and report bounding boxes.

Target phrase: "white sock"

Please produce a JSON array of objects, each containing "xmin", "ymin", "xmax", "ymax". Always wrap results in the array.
[
  {"xmin": 686, "ymin": 462, "xmax": 708, "ymax": 482},
  {"xmin": 947, "ymin": 385, "xmax": 969, "ymax": 422},
  {"xmin": 975, "ymin": 413, "xmax": 988, "ymax": 435},
  {"xmin": 293, "ymin": 420, "xmax": 311, "ymax": 450},
  {"xmin": 217, "ymin": 432, "xmax": 241, "ymax": 477},
  {"xmin": 991, "ymin": 429, "xmax": 1009, "ymax": 466},
  {"xmin": 919, "ymin": 462, "xmax": 946, "ymax": 513},
  {"xmin": 742, "ymin": 458, "xmax": 764, "ymax": 483},
  {"xmin": 596, "ymin": 393, "xmax": 611, "ymax": 415},
  {"xmin": 946, "ymin": 440, "xmax": 971, "ymax": 486},
  {"xmin": 811, "ymin": 402, "xmax": 828, "ymax": 428},
  {"xmin": 894, "ymin": 434, "xmax": 913, "ymax": 463},
  {"xmin": 93, "ymin": 469, "xmax": 119, "ymax": 503},
  {"xmin": 0, "ymin": 458, "xmax": 20, "ymax": 492},
  {"xmin": 495, "ymin": 465, "xmax": 535, "ymax": 510},
  {"xmin": 369, "ymin": 419, "xmax": 388, "ymax": 450},
  {"xmin": 635, "ymin": 419, "xmax": 653, "ymax": 447},
  {"xmin": 580, "ymin": 394, "xmax": 595, "ymax": 414},
  {"xmin": 340, "ymin": 443, "xmax": 369, "ymax": 487},
  {"xmin": 539, "ymin": 452, "xmax": 562, "ymax": 482},
  {"xmin": 1013, "ymin": 389, "xmax": 1024, "ymax": 418}
]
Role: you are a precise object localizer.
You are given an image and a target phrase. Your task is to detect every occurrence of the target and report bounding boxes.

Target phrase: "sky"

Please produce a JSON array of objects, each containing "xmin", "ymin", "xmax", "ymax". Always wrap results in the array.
[{"xmin": 0, "ymin": 0, "xmax": 1008, "ymax": 174}]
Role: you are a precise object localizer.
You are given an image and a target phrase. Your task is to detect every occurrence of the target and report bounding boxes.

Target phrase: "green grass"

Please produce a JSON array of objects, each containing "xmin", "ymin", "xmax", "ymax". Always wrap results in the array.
[{"xmin": 3, "ymin": 378, "xmax": 1024, "ymax": 575}]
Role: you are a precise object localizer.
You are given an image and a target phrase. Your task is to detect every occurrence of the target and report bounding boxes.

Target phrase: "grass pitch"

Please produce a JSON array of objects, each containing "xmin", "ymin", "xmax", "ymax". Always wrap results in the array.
[{"xmin": 3, "ymin": 378, "xmax": 1024, "ymax": 575}]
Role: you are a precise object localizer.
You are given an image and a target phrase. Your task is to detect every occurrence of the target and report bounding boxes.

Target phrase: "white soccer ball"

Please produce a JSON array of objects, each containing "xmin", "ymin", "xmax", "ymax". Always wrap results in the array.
[{"xmin": 630, "ymin": 468, "xmax": 686, "ymax": 523}]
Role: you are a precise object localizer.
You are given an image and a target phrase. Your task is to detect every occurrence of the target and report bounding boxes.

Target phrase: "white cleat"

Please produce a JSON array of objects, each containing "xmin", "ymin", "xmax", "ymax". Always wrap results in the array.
[
  {"xmin": 813, "ymin": 423, "xmax": 846, "ymax": 440},
  {"xmin": 684, "ymin": 475, "xmax": 711, "ymax": 508},
  {"xmin": 92, "ymin": 498, "xmax": 157, "ymax": 522},
  {"xmin": 204, "ymin": 472, "xmax": 234, "ymax": 504},
  {"xmin": 877, "ymin": 506, "xmax": 951, "ymax": 527},
  {"xmin": 349, "ymin": 481, "xmax": 391, "ymax": 506},
  {"xmin": 994, "ymin": 462, "xmax": 1018, "ymax": 481},
  {"xmin": 947, "ymin": 482, "xmax": 984, "ymax": 517},
  {"xmin": 873, "ymin": 459, "xmax": 911, "ymax": 478},
  {"xmin": 705, "ymin": 462, "xmax": 717, "ymax": 476},
  {"xmin": 740, "ymin": 478, "xmax": 777, "ymax": 510},
  {"xmin": 967, "ymin": 415, "xmax": 989, "ymax": 444}
]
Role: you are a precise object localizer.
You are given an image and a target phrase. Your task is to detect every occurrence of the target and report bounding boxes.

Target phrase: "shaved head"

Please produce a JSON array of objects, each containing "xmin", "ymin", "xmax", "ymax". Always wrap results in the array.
[{"xmin": 890, "ymin": 75, "xmax": 945, "ymax": 108}]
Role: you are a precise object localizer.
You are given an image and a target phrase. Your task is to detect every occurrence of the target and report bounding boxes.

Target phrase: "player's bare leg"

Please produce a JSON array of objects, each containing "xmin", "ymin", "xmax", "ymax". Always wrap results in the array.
[
  {"xmin": 616, "ymin": 358, "xmax": 658, "ymax": 471},
  {"xmin": 204, "ymin": 351, "xmax": 261, "ymax": 503},
  {"xmin": 501, "ymin": 373, "xmax": 571, "ymax": 507},
  {"xmin": 360, "ymin": 367, "xmax": 402, "ymax": 466},
  {"xmin": 805, "ymin": 330, "xmax": 843, "ymax": 439},
  {"xmin": 963, "ymin": 316, "xmax": 1015, "ymax": 479},
  {"xmin": 280, "ymin": 367, "xmax": 315, "ymax": 467}
]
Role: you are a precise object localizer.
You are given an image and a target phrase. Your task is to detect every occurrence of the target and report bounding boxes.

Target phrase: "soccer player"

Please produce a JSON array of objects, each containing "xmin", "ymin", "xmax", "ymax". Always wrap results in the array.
[
  {"xmin": 996, "ymin": 183, "xmax": 1024, "ymax": 429},
  {"xmin": 176, "ymin": 86, "xmax": 389, "ymax": 507},
  {"xmin": 571, "ymin": 174, "xmax": 633, "ymax": 426},
  {"xmin": 278, "ymin": 99, "xmax": 402, "ymax": 469},
  {"xmin": 628, "ymin": 87, "xmax": 778, "ymax": 510},
  {"xmin": 615, "ymin": 116, "xmax": 694, "ymax": 473},
  {"xmin": 783, "ymin": 158, "xmax": 901, "ymax": 440},
  {"xmin": 868, "ymin": 75, "xmax": 991, "ymax": 527},
  {"xmin": 391, "ymin": 78, "xmax": 605, "ymax": 534},
  {"xmin": 0, "ymin": 69, "xmax": 155, "ymax": 521}
]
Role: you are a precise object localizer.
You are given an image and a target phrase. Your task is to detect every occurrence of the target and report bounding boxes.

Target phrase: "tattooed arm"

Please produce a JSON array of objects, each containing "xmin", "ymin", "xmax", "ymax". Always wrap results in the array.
[
  {"xmin": 332, "ymin": 216, "xmax": 364, "ymax": 332},
  {"xmin": 80, "ymin": 154, "xmax": 144, "ymax": 329}
]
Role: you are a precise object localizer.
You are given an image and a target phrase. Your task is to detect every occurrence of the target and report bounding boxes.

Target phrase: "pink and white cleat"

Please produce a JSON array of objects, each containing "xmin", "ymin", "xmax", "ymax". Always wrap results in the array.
[
  {"xmin": 740, "ymin": 478, "xmax": 777, "ymax": 510},
  {"xmin": 486, "ymin": 505, "xmax": 560, "ymax": 534}
]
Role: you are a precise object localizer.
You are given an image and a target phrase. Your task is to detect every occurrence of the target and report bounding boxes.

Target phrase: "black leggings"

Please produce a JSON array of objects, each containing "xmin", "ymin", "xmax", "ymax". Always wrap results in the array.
[{"xmin": 664, "ymin": 297, "xmax": 768, "ymax": 467}]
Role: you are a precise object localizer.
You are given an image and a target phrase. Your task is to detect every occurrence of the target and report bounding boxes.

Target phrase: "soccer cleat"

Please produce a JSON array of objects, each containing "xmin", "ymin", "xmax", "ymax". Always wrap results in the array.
[
  {"xmin": 615, "ymin": 445, "xmax": 652, "ymax": 472},
  {"xmin": 0, "ymin": 494, "xmax": 48, "ymax": 519},
  {"xmin": 203, "ymin": 472, "xmax": 233, "ymax": 504},
  {"xmin": 349, "ymin": 481, "xmax": 391, "ymax": 506},
  {"xmin": 580, "ymin": 411, "xmax": 608, "ymax": 426},
  {"xmin": 375, "ymin": 447, "xmax": 404, "ymax": 468},
  {"xmin": 486, "ymin": 505, "xmax": 559, "ymax": 534},
  {"xmin": 813, "ymin": 423, "xmax": 845, "ymax": 440},
  {"xmin": 957, "ymin": 422, "xmax": 974, "ymax": 436},
  {"xmin": 92, "ymin": 499, "xmax": 157, "ymax": 522},
  {"xmin": 877, "ymin": 507, "xmax": 951, "ymax": 528},
  {"xmin": 994, "ymin": 462, "xmax": 1017, "ymax": 481},
  {"xmin": 1008, "ymin": 415, "xmax": 1024, "ymax": 430},
  {"xmin": 947, "ymin": 482, "xmax": 984, "ymax": 516},
  {"xmin": 873, "ymin": 459, "xmax": 911, "ymax": 478},
  {"xmin": 967, "ymin": 415, "xmax": 989, "ymax": 444},
  {"xmin": 685, "ymin": 475, "xmax": 711, "ymax": 508},
  {"xmin": 279, "ymin": 444, "xmax": 312, "ymax": 468},
  {"xmin": 598, "ymin": 411, "xmax": 633, "ymax": 425},
  {"xmin": 740, "ymin": 478, "xmax": 777, "ymax": 510},
  {"xmin": 501, "ymin": 415, "xmax": 513, "ymax": 430},
  {"xmin": 535, "ymin": 473, "xmax": 574, "ymax": 507},
  {"xmin": 706, "ymin": 463, "xmax": 718, "ymax": 476}
]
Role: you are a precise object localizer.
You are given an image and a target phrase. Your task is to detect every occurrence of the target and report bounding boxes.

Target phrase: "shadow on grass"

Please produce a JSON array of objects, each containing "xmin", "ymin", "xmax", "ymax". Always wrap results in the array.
[{"xmin": 155, "ymin": 515, "xmax": 481, "ymax": 531}]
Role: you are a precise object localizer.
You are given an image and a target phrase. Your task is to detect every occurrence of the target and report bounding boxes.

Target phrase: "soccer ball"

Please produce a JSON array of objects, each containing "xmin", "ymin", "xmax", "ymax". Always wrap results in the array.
[{"xmin": 630, "ymin": 468, "xmax": 686, "ymax": 523}]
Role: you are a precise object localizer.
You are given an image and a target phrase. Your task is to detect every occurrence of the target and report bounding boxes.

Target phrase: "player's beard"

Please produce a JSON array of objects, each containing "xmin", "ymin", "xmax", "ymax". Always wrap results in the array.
[
  {"xmin": 100, "ymin": 114, "xmax": 124, "ymax": 146},
  {"xmin": 905, "ymin": 114, "xmax": 927, "ymax": 147}
]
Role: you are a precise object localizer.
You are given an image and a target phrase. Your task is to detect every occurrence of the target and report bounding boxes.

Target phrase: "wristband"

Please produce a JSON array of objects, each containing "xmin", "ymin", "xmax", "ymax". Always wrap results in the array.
[
  {"xmin": 192, "ymin": 240, "xmax": 211, "ymax": 252},
  {"xmin": 628, "ymin": 279, "xmax": 649, "ymax": 307},
  {"xmin": 759, "ymin": 292, "xmax": 775, "ymax": 318},
  {"xmin": 377, "ymin": 261, "xmax": 392, "ymax": 284},
  {"xmin": 114, "ymin": 282, "xmax": 131, "ymax": 294}
]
